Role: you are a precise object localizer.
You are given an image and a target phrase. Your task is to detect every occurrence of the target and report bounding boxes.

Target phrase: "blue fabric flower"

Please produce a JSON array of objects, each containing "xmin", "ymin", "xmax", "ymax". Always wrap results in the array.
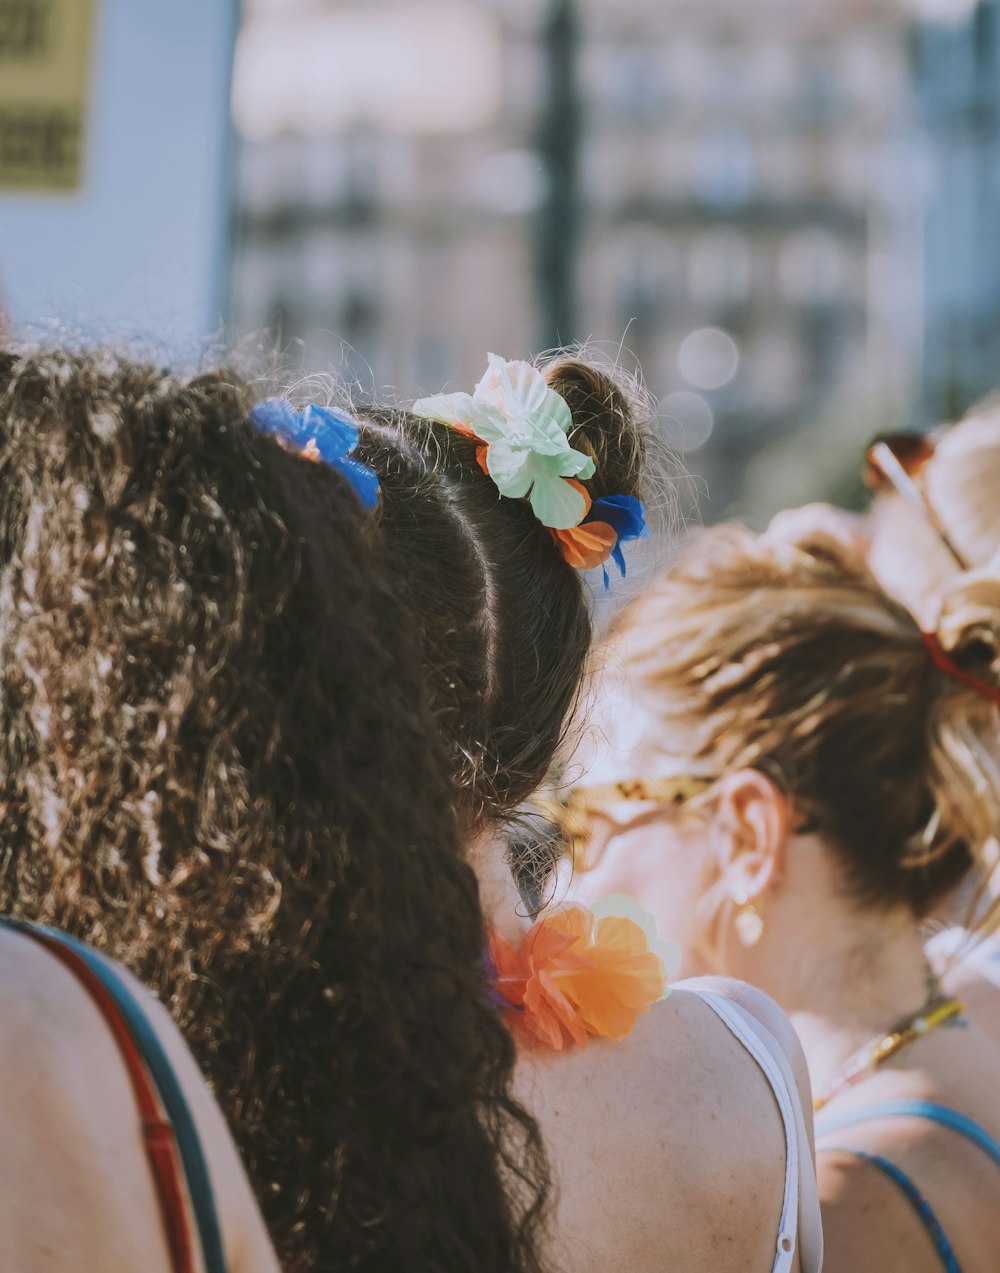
[
  {"xmin": 586, "ymin": 494, "xmax": 650, "ymax": 586},
  {"xmin": 249, "ymin": 397, "xmax": 380, "ymax": 511}
]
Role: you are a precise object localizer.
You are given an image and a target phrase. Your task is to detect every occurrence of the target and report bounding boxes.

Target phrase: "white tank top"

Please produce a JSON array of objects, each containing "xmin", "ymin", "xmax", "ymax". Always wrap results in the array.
[{"xmin": 685, "ymin": 989, "xmax": 824, "ymax": 1273}]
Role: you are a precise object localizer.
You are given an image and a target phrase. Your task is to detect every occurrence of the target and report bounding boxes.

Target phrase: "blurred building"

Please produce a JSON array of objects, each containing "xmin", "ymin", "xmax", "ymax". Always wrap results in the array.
[
  {"xmin": 912, "ymin": 0, "xmax": 1000, "ymax": 423},
  {"xmin": 576, "ymin": 0, "xmax": 921, "ymax": 512},
  {"xmin": 229, "ymin": 0, "xmax": 541, "ymax": 396},
  {"xmin": 228, "ymin": 0, "xmax": 1000, "ymax": 518}
]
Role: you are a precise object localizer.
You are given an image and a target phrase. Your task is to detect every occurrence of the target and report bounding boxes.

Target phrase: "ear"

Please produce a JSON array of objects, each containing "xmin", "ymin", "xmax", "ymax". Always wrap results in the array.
[{"xmin": 706, "ymin": 769, "xmax": 790, "ymax": 903}]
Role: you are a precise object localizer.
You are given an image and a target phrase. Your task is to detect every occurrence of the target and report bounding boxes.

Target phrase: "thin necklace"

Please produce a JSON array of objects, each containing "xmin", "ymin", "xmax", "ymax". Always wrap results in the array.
[{"xmin": 813, "ymin": 964, "xmax": 965, "ymax": 1112}]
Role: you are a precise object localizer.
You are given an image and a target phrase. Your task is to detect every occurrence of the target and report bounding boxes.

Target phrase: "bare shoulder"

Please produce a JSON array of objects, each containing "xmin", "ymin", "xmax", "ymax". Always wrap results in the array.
[
  {"xmin": 819, "ymin": 1149, "xmax": 944, "ymax": 1273},
  {"xmin": 517, "ymin": 988, "xmax": 791, "ymax": 1271},
  {"xmin": 518, "ymin": 981, "xmax": 795, "ymax": 1158},
  {"xmin": 0, "ymin": 926, "xmax": 171, "ymax": 1268},
  {"xmin": 816, "ymin": 1068, "xmax": 1000, "ymax": 1273},
  {"xmin": 675, "ymin": 974, "xmax": 795, "ymax": 1033},
  {"xmin": 0, "ymin": 924, "xmax": 109, "ymax": 1070},
  {"xmin": 677, "ymin": 975, "xmax": 815, "ymax": 1118},
  {"xmin": 0, "ymin": 926, "xmax": 278, "ymax": 1273},
  {"xmin": 0, "ymin": 927, "xmax": 212, "ymax": 1142}
]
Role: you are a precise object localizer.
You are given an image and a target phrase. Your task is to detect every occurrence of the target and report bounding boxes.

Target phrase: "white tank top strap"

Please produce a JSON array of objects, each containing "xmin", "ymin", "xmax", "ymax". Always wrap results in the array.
[{"xmin": 686, "ymin": 989, "xmax": 824, "ymax": 1273}]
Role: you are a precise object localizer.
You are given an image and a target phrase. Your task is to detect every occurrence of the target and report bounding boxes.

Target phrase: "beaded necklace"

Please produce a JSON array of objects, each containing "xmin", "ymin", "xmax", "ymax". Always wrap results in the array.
[{"xmin": 813, "ymin": 966, "xmax": 965, "ymax": 1111}]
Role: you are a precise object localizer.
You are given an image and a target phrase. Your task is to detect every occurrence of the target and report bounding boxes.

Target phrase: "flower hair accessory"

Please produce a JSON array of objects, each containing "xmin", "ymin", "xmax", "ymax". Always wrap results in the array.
[
  {"xmin": 250, "ymin": 397, "xmax": 380, "ymax": 511},
  {"xmin": 489, "ymin": 895, "xmax": 680, "ymax": 1050},
  {"xmin": 412, "ymin": 355, "xmax": 648, "ymax": 581},
  {"xmin": 560, "ymin": 493, "xmax": 650, "ymax": 586}
]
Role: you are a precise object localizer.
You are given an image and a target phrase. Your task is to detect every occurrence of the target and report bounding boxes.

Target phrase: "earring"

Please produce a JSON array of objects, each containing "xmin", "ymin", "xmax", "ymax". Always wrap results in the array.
[{"xmin": 733, "ymin": 891, "xmax": 764, "ymax": 947}]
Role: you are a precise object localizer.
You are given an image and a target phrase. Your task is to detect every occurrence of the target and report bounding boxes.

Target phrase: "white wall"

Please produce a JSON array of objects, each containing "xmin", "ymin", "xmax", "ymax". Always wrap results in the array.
[{"xmin": 0, "ymin": 0, "xmax": 239, "ymax": 350}]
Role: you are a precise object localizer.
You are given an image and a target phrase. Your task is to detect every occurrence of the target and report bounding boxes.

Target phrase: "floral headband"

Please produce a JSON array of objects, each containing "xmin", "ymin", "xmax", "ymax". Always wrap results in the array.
[
  {"xmin": 249, "ymin": 397, "xmax": 380, "ymax": 511},
  {"xmin": 413, "ymin": 355, "xmax": 648, "ymax": 583}
]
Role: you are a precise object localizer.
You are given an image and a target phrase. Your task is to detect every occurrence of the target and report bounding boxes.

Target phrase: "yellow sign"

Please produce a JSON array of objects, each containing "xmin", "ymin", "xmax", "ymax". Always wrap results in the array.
[{"xmin": 0, "ymin": 0, "xmax": 96, "ymax": 191}]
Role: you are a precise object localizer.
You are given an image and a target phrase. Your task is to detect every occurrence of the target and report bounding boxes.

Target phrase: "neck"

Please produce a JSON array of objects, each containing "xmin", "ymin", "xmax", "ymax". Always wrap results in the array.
[{"xmin": 749, "ymin": 900, "xmax": 934, "ymax": 1098}]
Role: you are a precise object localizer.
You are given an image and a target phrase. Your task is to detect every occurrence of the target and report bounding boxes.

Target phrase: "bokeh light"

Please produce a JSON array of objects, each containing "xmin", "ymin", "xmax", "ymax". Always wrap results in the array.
[
  {"xmin": 677, "ymin": 328, "xmax": 740, "ymax": 392},
  {"xmin": 659, "ymin": 390, "xmax": 715, "ymax": 453}
]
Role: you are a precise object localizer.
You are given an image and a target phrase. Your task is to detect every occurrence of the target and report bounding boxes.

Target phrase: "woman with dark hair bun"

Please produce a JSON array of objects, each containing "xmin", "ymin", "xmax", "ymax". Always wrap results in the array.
[
  {"xmin": 0, "ymin": 348, "xmax": 549, "ymax": 1272},
  {"xmin": 353, "ymin": 354, "xmax": 823, "ymax": 1272},
  {"xmin": 357, "ymin": 353, "xmax": 649, "ymax": 830}
]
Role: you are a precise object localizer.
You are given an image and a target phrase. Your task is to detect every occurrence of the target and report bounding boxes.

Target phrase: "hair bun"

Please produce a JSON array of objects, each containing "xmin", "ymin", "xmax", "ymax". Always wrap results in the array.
[{"xmin": 541, "ymin": 356, "xmax": 647, "ymax": 503}]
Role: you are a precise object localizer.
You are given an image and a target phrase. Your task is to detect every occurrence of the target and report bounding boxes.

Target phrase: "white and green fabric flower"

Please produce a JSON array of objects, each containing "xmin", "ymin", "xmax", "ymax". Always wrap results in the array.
[{"xmin": 412, "ymin": 354, "xmax": 596, "ymax": 529}]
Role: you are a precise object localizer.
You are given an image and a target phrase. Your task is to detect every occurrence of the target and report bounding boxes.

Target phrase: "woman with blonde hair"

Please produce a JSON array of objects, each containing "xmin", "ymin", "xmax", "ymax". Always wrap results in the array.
[
  {"xmin": 553, "ymin": 523, "xmax": 1000, "ymax": 1272},
  {"xmin": 771, "ymin": 401, "xmax": 1000, "ymax": 1012}
]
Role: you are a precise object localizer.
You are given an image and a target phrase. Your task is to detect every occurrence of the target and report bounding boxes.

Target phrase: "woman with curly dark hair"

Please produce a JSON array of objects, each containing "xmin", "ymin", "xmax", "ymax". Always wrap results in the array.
[{"xmin": 0, "ymin": 348, "xmax": 549, "ymax": 1272}]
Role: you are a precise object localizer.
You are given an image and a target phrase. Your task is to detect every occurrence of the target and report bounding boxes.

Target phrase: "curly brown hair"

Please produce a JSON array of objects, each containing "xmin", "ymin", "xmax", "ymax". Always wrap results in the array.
[{"xmin": 0, "ymin": 348, "xmax": 550, "ymax": 1271}]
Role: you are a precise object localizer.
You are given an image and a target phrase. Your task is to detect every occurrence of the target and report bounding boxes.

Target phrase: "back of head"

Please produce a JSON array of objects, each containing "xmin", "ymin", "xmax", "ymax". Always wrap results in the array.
[
  {"xmin": 0, "ymin": 347, "xmax": 549, "ymax": 1271},
  {"xmin": 355, "ymin": 354, "xmax": 650, "ymax": 829},
  {"xmin": 607, "ymin": 523, "xmax": 1000, "ymax": 926}
]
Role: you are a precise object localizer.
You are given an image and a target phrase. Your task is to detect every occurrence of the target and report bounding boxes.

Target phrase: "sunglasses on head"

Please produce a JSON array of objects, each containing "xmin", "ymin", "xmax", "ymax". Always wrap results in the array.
[
  {"xmin": 534, "ymin": 776, "xmax": 716, "ymax": 873},
  {"xmin": 536, "ymin": 772, "xmax": 819, "ymax": 874},
  {"xmin": 863, "ymin": 431, "xmax": 969, "ymax": 571}
]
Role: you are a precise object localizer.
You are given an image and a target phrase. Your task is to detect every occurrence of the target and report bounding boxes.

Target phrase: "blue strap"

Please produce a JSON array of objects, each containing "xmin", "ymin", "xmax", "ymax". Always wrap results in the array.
[
  {"xmin": 821, "ymin": 1145, "xmax": 962, "ymax": 1273},
  {"xmin": 0, "ymin": 918, "xmax": 227, "ymax": 1273},
  {"xmin": 817, "ymin": 1099, "xmax": 1000, "ymax": 1171}
]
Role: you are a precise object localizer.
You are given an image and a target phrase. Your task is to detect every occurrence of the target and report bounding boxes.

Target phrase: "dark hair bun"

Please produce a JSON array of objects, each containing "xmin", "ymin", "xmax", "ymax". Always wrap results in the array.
[{"xmin": 541, "ymin": 356, "xmax": 647, "ymax": 503}]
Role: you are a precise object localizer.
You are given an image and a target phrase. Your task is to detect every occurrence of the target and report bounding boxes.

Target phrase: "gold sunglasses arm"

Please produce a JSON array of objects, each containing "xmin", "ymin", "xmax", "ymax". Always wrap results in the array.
[
  {"xmin": 563, "ymin": 776, "xmax": 716, "ymax": 810},
  {"xmin": 532, "ymin": 776, "xmax": 716, "ymax": 872}
]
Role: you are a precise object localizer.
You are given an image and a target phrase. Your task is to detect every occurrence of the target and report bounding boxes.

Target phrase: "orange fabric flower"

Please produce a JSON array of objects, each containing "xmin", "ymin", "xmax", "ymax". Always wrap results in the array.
[
  {"xmin": 550, "ymin": 519, "xmax": 619, "ymax": 570},
  {"xmin": 490, "ymin": 900, "xmax": 676, "ymax": 1050}
]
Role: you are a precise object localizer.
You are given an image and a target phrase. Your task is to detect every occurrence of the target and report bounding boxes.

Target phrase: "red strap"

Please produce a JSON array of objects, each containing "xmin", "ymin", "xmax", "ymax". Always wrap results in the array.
[
  {"xmin": 921, "ymin": 631, "xmax": 1000, "ymax": 712},
  {"xmin": 20, "ymin": 930, "xmax": 197, "ymax": 1273}
]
